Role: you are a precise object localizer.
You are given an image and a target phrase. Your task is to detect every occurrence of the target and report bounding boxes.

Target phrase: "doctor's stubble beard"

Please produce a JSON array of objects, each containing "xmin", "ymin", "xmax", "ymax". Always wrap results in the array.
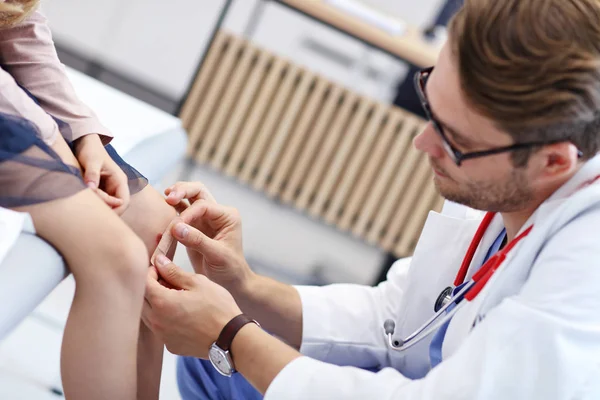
[{"xmin": 432, "ymin": 163, "xmax": 534, "ymax": 213}]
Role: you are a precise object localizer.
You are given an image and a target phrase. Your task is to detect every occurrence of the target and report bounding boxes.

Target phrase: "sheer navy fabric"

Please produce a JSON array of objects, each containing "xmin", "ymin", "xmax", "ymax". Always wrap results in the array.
[
  {"xmin": 0, "ymin": 112, "xmax": 85, "ymax": 207},
  {"xmin": 103, "ymin": 143, "xmax": 147, "ymax": 194},
  {"xmin": 0, "ymin": 111, "xmax": 148, "ymax": 208},
  {"xmin": 0, "ymin": 77, "xmax": 148, "ymax": 208}
]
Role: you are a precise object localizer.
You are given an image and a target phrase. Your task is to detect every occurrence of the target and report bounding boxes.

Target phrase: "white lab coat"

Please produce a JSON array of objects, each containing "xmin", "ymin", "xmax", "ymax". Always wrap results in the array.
[{"xmin": 265, "ymin": 155, "xmax": 600, "ymax": 399}]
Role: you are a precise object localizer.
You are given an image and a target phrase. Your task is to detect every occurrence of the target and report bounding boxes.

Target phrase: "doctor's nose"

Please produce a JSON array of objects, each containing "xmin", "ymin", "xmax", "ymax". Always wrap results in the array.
[{"xmin": 413, "ymin": 122, "xmax": 445, "ymax": 159}]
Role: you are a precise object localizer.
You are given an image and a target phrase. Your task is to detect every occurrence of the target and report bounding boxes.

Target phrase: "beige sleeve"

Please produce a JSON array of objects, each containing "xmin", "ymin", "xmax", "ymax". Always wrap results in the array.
[
  {"xmin": 0, "ymin": 65, "xmax": 59, "ymax": 145},
  {"xmin": 0, "ymin": 10, "xmax": 112, "ymax": 144}
]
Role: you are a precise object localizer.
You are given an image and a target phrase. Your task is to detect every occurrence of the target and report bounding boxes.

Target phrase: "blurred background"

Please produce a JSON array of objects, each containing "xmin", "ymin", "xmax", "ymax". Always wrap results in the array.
[
  {"xmin": 0, "ymin": 0, "xmax": 462, "ymax": 398},
  {"xmin": 48, "ymin": 0, "xmax": 447, "ymax": 112}
]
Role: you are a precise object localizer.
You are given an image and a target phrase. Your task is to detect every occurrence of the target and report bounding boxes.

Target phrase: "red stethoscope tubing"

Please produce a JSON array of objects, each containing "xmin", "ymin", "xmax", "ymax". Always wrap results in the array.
[
  {"xmin": 455, "ymin": 173, "xmax": 600, "ymax": 299},
  {"xmin": 454, "ymin": 212, "xmax": 496, "ymax": 287},
  {"xmin": 453, "ymin": 212, "xmax": 533, "ymax": 302},
  {"xmin": 384, "ymin": 173, "xmax": 600, "ymax": 351}
]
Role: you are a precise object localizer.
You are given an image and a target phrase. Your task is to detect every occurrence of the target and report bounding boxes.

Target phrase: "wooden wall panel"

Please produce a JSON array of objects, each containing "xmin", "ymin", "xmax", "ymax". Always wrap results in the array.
[{"xmin": 179, "ymin": 30, "xmax": 442, "ymax": 257}]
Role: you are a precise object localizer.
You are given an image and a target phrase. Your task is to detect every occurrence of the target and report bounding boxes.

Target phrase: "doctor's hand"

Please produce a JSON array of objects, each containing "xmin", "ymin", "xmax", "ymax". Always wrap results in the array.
[
  {"xmin": 143, "ymin": 255, "xmax": 242, "ymax": 358},
  {"xmin": 152, "ymin": 181, "xmax": 255, "ymax": 293},
  {"xmin": 73, "ymin": 133, "xmax": 130, "ymax": 214}
]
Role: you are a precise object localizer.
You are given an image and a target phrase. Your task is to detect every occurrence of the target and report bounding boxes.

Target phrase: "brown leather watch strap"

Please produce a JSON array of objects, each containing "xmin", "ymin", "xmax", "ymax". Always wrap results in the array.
[{"xmin": 216, "ymin": 314, "xmax": 258, "ymax": 351}]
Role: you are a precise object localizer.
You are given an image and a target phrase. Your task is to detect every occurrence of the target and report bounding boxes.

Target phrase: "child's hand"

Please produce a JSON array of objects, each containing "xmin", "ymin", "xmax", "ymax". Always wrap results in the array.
[{"xmin": 74, "ymin": 134, "xmax": 130, "ymax": 214}]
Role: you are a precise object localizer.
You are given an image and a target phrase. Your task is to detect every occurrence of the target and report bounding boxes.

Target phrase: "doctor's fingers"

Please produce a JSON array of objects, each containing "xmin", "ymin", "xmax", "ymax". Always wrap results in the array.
[
  {"xmin": 179, "ymin": 200, "xmax": 240, "ymax": 234},
  {"xmin": 165, "ymin": 181, "xmax": 216, "ymax": 210},
  {"xmin": 145, "ymin": 266, "xmax": 164, "ymax": 302},
  {"xmin": 151, "ymin": 212, "xmax": 208, "ymax": 266},
  {"xmin": 152, "ymin": 201, "xmax": 234, "ymax": 265},
  {"xmin": 144, "ymin": 267, "xmax": 182, "ymax": 312},
  {"xmin": 141, "ymin": 296, "xmax": 170, "ymax": 339},
  {"xmin": 150, "ymin": 201, "xmax": 210, "ymax": 265},
  {"xmin": 170, "ymin": 222, "xmax": 227, "ymax": 264}
]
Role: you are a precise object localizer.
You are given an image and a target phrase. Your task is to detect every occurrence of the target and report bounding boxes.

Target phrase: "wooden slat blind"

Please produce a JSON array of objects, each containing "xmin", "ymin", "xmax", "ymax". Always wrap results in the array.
[{"xmin": 179, "ymin": 30, "xmax": 443, "ymax": 257}]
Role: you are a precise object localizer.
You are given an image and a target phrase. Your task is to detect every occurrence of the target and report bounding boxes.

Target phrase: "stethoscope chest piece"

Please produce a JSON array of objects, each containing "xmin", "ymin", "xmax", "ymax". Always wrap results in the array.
[
  {"xmin": 383, "ymin": 211, "xmax": 537, "ymax": 353},
  {"xmin": 434, "ymin": 286, "xmax": 454, "ymax": 313}
]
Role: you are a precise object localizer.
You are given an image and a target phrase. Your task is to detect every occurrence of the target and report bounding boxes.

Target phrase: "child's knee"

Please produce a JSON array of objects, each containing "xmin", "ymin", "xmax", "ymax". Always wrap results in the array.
[
  {"xmin": 90, "ymin": 232, "xmax": 149, "ymax": 292},
  {"xmin": 146, "ymin": 203, "xmax": 178, "ymax": 256}
]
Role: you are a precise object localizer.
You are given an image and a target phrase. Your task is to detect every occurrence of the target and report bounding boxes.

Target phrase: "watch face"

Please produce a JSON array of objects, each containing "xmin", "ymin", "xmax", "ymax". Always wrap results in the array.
[{"xmin": 209, "ymin": 344, "xmax": 234, "ymax": 377}]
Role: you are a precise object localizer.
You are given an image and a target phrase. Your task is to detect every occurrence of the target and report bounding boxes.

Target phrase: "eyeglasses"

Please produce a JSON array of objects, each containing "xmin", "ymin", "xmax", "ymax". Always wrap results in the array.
[{"xmin": 414, "ymin": 66, "xmax": 581, "ymax": 166}]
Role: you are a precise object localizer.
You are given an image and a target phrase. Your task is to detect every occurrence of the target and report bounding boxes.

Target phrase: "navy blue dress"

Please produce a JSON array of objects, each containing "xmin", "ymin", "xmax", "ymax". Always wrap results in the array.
[{"xmin": 0, "ymin": 89, "xmax": 147, "ymax": 208}]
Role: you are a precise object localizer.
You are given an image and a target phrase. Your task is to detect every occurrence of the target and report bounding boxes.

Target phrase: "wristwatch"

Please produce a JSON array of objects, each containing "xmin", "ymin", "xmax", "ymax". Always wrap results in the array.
[{"xmin": 208, "ymin": 314, "xmax": 260, "ymax": 377}]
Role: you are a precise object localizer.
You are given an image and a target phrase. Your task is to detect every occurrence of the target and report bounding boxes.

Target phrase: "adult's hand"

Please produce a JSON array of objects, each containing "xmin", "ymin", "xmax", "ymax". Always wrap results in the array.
[
  {"xmin": 143, "ymin": 255, "xmax": 242, "ymax": 358},
  {"xmin": 153, "ymin": 182, "xmax": 304, "ymax": 349},
  {"xmin": 152, "ymin": 181, "xmax": 254, "ymax": 292},
  {"xmin": 144, "ymin": 255, "xmax": 302, "ymax": 397}
]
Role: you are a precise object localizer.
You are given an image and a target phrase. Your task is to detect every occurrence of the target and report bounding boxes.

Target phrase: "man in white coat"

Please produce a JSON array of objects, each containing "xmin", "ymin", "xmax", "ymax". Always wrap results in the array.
[{"xmin": 142, "ymin": 0, "xmax": 600, "ymax": 398}]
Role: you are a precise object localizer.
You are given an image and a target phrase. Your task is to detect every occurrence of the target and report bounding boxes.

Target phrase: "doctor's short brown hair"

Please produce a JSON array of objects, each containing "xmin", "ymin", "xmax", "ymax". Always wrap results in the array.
[
  {"xmin": 0, "ymin": 0, "xmax": 39, "ymax": 28},
  {"xmin": 449, "ymin": 0, "xmax": 600, "ymax": 166}
]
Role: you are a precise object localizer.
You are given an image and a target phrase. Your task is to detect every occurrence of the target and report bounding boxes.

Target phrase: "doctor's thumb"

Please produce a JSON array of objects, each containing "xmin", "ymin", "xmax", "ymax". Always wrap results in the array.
[
  {"xmin": 172, "ymin": 222, "xmax": 221, "ymax": 261},
  {"xmin": 154, "ymin": 255, "xmax": 194, "ymax": 290}
]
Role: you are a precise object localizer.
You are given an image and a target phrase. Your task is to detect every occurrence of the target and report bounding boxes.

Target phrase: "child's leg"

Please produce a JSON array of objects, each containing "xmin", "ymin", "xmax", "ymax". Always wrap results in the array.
[
  {"xmin": 53, "ymin": 133, "xmax": 178, "ymax": 399},
  {"xmin": 120, "ymin": 185, "xmax": 178, "ymax": 400},
  {"xmin": 17, "ymin": 190, "xmax": 148, "ymax": 400},
  {"xmin": 121, "ymin": 185, "xmax": 177, "ymax": 262}
]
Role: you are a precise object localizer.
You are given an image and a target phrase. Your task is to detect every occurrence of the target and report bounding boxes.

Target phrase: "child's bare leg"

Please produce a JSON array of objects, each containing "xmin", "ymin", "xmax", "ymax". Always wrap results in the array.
[
  {"xmin": 16, "ymin": 190, "xmax": 148, "ymax": 400},
  {"xmin": 120, "ymin": 185, "xmax": 178, "ymax": 400},
  {"xmin": 54, "ymin": 132, "xmax": 177, "ymax": 398},
  {"xmin": 121, "ymin": 186, "xmax": 177, "ymax": 260}
]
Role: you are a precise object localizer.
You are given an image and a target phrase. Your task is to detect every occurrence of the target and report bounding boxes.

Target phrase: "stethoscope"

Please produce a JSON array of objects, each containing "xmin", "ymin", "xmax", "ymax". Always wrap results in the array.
[{"xmin": 383, "ymin": 211, "xmax": 533, "ymax": 352}]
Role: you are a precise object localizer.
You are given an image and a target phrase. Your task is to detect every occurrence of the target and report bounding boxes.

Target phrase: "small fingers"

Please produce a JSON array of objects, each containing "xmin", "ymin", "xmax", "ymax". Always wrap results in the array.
[
  {"xmin": 92, "ymin": 187, "xmax": 124, "ymax": 208},
  {"xmin": 83, "ymin": 161, "xmax": 101, "ymax": 189},
  {"xmin": 106, "ymin": 170, "xmax": 131, "ymax": 214}
]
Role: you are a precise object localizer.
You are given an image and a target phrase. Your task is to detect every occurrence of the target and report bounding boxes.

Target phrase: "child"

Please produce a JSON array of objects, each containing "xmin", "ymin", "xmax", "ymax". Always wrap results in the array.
[{"xmin": 0, "ymin": 2, "xmax": 176, "ymax": 398}]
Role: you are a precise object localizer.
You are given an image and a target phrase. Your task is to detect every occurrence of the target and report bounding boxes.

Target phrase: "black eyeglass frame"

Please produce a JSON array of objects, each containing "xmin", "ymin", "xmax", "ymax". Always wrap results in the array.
[{"xmin": 414, "ymin": 66, "xmax": 582, "ymax": 166}]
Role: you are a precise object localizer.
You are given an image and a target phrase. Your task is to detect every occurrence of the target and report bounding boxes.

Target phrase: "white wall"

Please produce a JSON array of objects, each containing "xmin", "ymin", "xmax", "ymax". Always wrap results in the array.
[
  {"xmin": 362, "ymin": 0, "xmax": 447, "ymax": 28},
  {"xmin": 43, "ymin": 0, "xmax": 444, "ymax": 101}
]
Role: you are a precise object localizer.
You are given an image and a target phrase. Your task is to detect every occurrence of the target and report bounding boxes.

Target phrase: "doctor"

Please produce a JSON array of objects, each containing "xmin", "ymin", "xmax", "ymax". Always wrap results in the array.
[{"xmin": 144, "ymin": 0, "xmax": 600, "ymax": 398}]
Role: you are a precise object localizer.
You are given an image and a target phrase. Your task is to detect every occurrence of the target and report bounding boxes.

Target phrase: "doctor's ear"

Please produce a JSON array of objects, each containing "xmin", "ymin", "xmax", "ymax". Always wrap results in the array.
[{"xmin": 537, "ymin": 143, "xmax": 580, "ymax": 177}]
